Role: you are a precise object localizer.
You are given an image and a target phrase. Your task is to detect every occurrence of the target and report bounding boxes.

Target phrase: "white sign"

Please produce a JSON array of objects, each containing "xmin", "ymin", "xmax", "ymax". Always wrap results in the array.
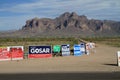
[
  {"xmin": 117, "ymin": 51, "xmax": 120, "ymax": 66},
  {"xmin": 61, "ymin": 44, "xmax": 70, "ymax": 56}
]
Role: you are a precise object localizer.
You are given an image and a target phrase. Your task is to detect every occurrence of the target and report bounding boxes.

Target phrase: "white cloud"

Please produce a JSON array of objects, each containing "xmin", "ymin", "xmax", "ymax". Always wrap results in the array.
[
  {"xmin": 1, "ymin": 0, "xmax": 120, "ymax": 16},
  {"xmin": 0, "ymin": 0, "xmax": 120, "ymax": 31},
  {"xmin": 0, "ymin": 0, "xmax": 97, "ymax": 13}
]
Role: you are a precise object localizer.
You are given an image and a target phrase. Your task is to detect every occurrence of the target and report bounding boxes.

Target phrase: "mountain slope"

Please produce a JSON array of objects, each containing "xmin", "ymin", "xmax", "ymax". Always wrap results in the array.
[{"xmin": 0, "ymin": 12, "xmax": 120, "ymax": 37}]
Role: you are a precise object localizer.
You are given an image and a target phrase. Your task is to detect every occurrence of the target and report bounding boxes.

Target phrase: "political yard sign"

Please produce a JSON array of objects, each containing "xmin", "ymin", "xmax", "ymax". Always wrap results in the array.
[
  {"xmin": 53, "ymin": 45, "xmax": 61, "ymax": 53},
  {"xmin": 0, "ymin": 47, "xmax": 11, "ymax": 61},
  {"xmin": 80, "ymin": 43, "xmax": 86, "ymax": 54},
  {"xmin": 61, "ymin": 44, "xmax": 70, "ymax": 56},
  {"xmin": 74, "ymin": 44, "xmax": 83, "ymax": 56},
  {"xmin": 28, "ymin": 46, "xmax": 52, "ymax": 58},
  {"xmin": 9, "ymin": 46, "xmax": 24, "ymax": 60}
]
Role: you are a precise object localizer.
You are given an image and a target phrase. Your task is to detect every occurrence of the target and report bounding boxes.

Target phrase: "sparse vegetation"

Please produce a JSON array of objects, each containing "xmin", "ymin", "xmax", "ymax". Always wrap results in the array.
[
  {"xmin": 82, "ymin": 36, "xmax": 120, "ymax": 47},
  {"xmin": 0, "ymin": 37, "xmax": 78, "ymax": 53},
  {"xmin": 0, "ymin": 37, "xmax": 120, "ymax": 54}
]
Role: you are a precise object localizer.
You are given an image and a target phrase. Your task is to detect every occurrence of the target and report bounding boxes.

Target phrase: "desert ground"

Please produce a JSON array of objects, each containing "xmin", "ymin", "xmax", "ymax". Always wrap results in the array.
[{"xmin": 0, "ymin": 43, "xmax": 120, "ymax": 80}]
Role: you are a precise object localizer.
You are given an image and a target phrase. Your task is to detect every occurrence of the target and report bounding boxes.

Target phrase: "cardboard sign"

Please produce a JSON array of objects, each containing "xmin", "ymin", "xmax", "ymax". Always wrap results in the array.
[
  {"xmin": 74, "ymin": 44, "xmax": 82, "ymax": 56},
  {"xmin": 0, "ymin": 47, "xmax": 11, "ymax": 61},
  {"xmin": 28, "ymin": 46, "xmax": 52, "ymax": 58},
  {"xmin": 9, "ymin": 46, "xmax": 24, "ymax": 60},
  {"xmin": 61, "ymin": 44, "xmax": 70, "ymax": 56}
]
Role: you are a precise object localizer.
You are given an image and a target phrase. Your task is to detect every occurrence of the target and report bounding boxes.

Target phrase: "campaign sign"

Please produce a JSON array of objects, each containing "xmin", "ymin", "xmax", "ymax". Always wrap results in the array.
[
  {"xmin": 80, "ymin": 43, "xmax": 85, "ymax": 54},
  {"xmin": 74, "ymin": 44, "xmax": 82, "ymax": 56},
  {"xmin": 61, "ymin": 44, "xmax": 70, "ymax": 56},
  {"xmin": 0, "ymin": 47, "xmax": 11, "ymax": 61},
  {"xmin": 28, "ymin": 46, "xmax": 52, "ymax": 58},
  {"xmin": 53, "ymin": 45, "xmax": 61, "ymax": 53},
  {"xmin": 9, "ymin": 46, "xmax": 24, "ymax": 60}
]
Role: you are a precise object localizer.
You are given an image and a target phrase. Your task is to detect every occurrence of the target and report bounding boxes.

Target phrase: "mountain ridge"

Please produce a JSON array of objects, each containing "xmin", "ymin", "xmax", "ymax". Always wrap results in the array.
[{"xmin": 0, "ymin": 12, "xmax": 120, "ymax": 37}]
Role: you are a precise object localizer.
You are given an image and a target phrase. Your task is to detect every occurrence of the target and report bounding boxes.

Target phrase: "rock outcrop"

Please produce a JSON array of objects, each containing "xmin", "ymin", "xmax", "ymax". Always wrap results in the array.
[
  {"xmin": 22, "ymin": 12, "xmax": 120, "ymax": 34},
  {"xmin": 1, "ymin": 12, "xmax": 120, "ymax": 37}
]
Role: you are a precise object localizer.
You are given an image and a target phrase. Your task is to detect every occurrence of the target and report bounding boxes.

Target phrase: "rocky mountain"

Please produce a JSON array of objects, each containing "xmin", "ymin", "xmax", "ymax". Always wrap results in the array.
[{"xmin": 1, "ymin": 12, "xmax": 120, "ymax": 37}]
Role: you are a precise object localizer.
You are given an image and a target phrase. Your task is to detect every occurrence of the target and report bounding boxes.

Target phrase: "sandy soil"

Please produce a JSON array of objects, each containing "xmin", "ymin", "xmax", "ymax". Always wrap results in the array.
[{"xmin": 0, "ymin": 43, "xmax": 120, "ymax": 74}]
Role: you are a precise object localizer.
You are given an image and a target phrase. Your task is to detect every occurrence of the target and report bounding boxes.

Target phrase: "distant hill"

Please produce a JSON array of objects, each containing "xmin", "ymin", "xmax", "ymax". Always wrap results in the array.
[{"xmin": 0, "ymin": 12, "xmax": 120, "ymax": 37}]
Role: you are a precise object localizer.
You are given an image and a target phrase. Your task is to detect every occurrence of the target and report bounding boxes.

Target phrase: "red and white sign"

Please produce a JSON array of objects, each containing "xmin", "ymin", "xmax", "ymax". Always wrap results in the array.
[
  {"xmin": 0, "ymin": 47, "xmax": 11, "ymax": 61},
  {"xmin": 9, "ymin": 46, "xmax": 24, "ymax": 60}
]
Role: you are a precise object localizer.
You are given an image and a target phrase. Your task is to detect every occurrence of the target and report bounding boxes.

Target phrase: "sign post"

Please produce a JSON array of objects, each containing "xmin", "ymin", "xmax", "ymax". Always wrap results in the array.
[{"xmin": 117, "ymin": 51, "xmax": 120, "ymax": 66}]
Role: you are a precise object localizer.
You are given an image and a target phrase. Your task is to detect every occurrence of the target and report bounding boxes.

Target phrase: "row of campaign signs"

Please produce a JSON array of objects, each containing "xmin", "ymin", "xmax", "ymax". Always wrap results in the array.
[{"xmin": 0, "ymin": 44, "xmax": 86, "ymax": 61}]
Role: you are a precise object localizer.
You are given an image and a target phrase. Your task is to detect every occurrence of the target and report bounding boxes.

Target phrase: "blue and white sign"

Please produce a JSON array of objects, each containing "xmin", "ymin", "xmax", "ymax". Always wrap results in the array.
[
  {"xmin": 74, "ymin": 44, "xmax": 82, "ymax": 56},
  {"xmin": 61, "ymin": 44, "xmax": 70, "ymax": 56},
  {"xmin": 80, "ymin": 43, "xmax": 85, "ymax": 54},
  {"xmin": 28, "ymin": 46, "xmax": 52, "ymax": 58}
]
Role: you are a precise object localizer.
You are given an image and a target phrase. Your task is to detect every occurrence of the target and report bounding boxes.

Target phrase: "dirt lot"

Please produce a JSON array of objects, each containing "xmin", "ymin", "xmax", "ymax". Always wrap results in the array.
[{"xmin": 0, "ymin": 43, "xmax": 120, "ymax": 79}]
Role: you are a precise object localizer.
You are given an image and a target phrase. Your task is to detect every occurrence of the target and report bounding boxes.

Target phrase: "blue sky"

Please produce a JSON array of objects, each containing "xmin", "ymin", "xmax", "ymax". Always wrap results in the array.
[{"xmin": 0, "ymin": 0, "xmax": 120, "ymax": 31}]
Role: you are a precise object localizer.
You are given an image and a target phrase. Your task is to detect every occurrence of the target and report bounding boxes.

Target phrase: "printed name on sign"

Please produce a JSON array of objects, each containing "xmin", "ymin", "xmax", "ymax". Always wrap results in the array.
[
  {"xmin": 28, "ymin": 46, "xmax": 52, "ymax": 58},
  {"xmin": 30, "ymin": 48, "xmax": 50, "ymax": 54}
]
